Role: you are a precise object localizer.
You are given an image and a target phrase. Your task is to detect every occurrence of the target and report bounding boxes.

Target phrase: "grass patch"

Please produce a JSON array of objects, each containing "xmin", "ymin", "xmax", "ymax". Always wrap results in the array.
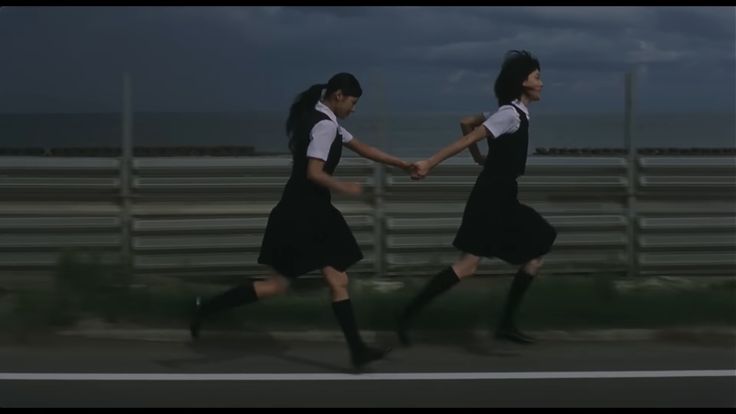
[{"xmin": 4, "ymin": 267, "xmax": 734, "ymax": 334}]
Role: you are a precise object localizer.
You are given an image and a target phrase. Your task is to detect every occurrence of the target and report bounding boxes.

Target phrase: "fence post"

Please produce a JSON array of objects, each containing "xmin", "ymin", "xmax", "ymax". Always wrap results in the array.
[
  {"xmin": 373, "ymin": 163, "xmax": 386, "ymax": 278},
  {"xmin": 120, "ymin": 72, "xmax": 134, "ymax": 278},
  {"xmin": 373, "ymin": 71, "xmax": 389, "ymax": 279},
  {"xmin": 624, "ymin": 70, "xmax": 639, "ymax": 278}
]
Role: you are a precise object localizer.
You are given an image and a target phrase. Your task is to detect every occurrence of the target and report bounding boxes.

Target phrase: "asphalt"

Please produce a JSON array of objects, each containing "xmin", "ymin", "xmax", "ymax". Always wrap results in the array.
[{"xmin": 1, "ymin": 334, "xmax": 734, "ymax": 407}]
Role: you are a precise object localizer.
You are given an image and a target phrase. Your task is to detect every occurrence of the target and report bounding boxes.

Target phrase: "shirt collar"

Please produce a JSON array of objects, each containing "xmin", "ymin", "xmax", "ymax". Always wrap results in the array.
[
  {"xmin": 511, "ymin": 99, "xmax": 530, "ymax": 120},
  {"xmin": 315, "ymin": 100, "xmax": 338, "ymax": 124}
]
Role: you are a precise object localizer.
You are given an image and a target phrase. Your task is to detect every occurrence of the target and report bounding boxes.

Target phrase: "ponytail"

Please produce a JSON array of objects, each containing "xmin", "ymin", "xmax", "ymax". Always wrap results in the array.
[
  {"xmin": 285, "ymin": 73, "xmax": 362, "ymax": 154},
  {"xmin": 286, "ymin": 83, "xmax": 325, "ymax": 153}
]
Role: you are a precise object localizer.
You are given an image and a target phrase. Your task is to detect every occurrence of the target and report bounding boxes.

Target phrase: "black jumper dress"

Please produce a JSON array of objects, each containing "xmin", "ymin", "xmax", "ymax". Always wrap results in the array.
[
  {"xmin": 452, "ymin": 104, "xmax": 557, "ymax": 265},
  {"xmin": 257, "ymin": 110, "xmax": 363, "ymax": 277}
]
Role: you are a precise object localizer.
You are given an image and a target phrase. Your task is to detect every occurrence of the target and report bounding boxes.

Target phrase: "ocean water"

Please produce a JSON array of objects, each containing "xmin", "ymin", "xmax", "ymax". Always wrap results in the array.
[{"xmin": 1, "ymin": 111, "xmax": 733, "ymax": 157}]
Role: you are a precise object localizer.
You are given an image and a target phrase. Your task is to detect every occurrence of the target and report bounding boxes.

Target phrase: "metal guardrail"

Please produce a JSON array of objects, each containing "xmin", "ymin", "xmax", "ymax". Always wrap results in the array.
[{"xmin": 0, "ymin": 155, "xmax": 734, "ymax": 280}]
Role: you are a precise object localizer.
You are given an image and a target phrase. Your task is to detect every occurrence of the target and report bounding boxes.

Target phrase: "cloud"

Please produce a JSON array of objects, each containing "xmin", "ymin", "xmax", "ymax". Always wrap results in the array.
[
  {"xmin": 627, "ymin": 40, "xmax": 689, "ymax": 64},
  {"xmin": 0, "ymin": 6, "xmax": 732, "ymax": 114}
]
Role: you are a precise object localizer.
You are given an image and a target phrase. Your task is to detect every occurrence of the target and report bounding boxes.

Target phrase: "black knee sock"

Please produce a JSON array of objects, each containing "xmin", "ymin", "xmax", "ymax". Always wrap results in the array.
[
  {"xmin": 331, "ymin": 299, "xmax": 366, "ymax": 354},
  {"xmin": 401, "ymin": 266, "xmax": 460, "ymax": 321},
  {"xmin": 199, "ymin": 282, "xmax": 258, "ymax": 317},
  {"xmin": 498, "ymin": 270, "xmax": 535, "ymax": 330}
]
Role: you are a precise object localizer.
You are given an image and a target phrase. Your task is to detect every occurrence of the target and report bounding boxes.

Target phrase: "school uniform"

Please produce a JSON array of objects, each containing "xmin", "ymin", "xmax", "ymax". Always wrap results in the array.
[
  {"xmin": 453, "ymin": 99, "xmax": 557, "ymax": 265},
  {"xmin": 257, "ymin": 101, "xmax": 364, "ymax": 277}
]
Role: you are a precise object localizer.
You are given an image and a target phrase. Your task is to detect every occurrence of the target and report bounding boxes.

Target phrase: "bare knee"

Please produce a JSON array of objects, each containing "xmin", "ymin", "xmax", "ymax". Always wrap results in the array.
[
  {"xmin": 523, "ymin": 257, "xmax": 544, "ymax": 276},
  {"xmin": 325, "ymin": 272, "xmax": 348, "ymax": 290},
  {"xmin": 270, "ymin": 275, "xmax": 291, "ymax": 294},
  {"xmin": 323, "ymin": 267, "xmax": 350, "ymax": 298},
  {"xmin": 255, "ymin": 274, "xmax": 290, "ymax": 298},
  {"xmin": 452, "ymin": 254, "xmax": 481, "ymax": 279}
]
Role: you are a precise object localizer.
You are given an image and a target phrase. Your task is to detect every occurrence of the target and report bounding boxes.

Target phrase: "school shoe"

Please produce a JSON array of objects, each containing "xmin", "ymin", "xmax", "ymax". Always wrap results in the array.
[
  {"xmin": 494, "ymin": 326, "xmax": 536, "ymax": 344},
  {"xmin": 189, "ymin": 296, "xmax": 203, "ymax": 340},
  {"xmin": 351, "ymin": 346, "xmax": 392, "ymax": 370}
]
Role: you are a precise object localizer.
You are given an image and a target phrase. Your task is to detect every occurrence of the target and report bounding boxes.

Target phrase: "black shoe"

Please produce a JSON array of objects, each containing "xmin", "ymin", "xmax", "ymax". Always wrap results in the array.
[
  {"xmin": 189, "ymin": 296, "xmax": 203, "ymax": 340},
  {"xmin": 351, "ymin": 346, "xmax": 391, "ymax": 370},
  {"xmin": 495, "ymin": 327, "xmax": 536, "ymax": 344},
  {"xmin": 396, "ymin": 314, "xmax": 412, "ymax": 347}
]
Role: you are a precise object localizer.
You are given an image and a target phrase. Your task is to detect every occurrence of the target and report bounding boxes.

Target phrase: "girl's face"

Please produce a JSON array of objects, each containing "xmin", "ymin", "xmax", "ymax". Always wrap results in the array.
[
  {"xmin": 522, "ymin": 69, "xmax": 543, "ymax": 101},
  {"xmin": 334, "ymin": 91, "xmax": 359, "ymax": 119}
]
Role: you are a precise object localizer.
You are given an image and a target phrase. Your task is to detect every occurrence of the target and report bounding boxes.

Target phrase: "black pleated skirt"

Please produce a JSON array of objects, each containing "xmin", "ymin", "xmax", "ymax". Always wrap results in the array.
[
  {"xmin": 258, "ymin": 196, "xmax": 363, "ymax": 278},
  {"xmin": 453, "ymin": 174, "xmax": 557, "ymax": 265}
]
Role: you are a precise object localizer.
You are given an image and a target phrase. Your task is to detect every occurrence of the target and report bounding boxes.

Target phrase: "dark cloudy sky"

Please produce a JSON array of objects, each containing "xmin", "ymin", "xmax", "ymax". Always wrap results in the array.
[{"xmin": 0, "ymin": 6, "xmax": 734, "ymax": 115}]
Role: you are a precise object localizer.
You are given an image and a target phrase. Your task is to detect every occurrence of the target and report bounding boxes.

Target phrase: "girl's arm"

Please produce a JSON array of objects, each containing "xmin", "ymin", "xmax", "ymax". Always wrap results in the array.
[
  {"xmin": 460, "ymin": 114, "xmax": 488, "ymax": 165},
  {"xmin": 344, "ymin": 138, "xmax": 412, "ymax": 172},
  {"xmin": 413, "ymin": 125, "xmax": 491, "ymax": 177},
  {"xmin": 306, "ymin": 158, "xmax": 363, "ymax": 196}
]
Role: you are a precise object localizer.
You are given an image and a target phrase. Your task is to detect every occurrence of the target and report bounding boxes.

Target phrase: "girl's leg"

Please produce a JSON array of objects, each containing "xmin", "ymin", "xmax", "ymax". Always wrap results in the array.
[
  {"xmin": 397, "ymin": 252, "xmax": 481, "ymax": 346},
  {"xmin": 190, "ymin": 271, "xmax": 290, "ymax": 339},
  {"xmin": 322, "ymin": 266, "xmax": 390, "ymax": 369},
  {"xmin": 495, "ymin": 257, "xmax": 544, "ymax": 344}
]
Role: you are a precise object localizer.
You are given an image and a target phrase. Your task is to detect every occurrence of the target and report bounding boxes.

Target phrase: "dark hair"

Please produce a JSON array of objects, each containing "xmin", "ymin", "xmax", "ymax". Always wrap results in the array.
[
  {"xmin": 285, "ymin": 72, "xmax": 363, "ymax": 153},
  {"xmin": 494, "ymin": 50, "xmax": 540, "ymax": 107}
]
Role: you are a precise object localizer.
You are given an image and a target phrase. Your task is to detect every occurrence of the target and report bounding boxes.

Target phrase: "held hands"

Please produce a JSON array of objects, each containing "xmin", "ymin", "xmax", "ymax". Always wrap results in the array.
[
  {"xmin": 392, "ymin": 158, "xmax": 432, "ymax": 180},
  {"xmin": 397, "ymin": 159, "xmax": 428, "ymax": 181},
  {"xmin": 409, "ymin": 160, "xmax": 431, "ymax": 180}
]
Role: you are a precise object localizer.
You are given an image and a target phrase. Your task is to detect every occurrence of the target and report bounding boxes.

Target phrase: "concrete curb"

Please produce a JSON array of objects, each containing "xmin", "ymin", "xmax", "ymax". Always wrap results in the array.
[{"xmin": 55, "ymin": 327, "xmax": 736, "ymax": 344}]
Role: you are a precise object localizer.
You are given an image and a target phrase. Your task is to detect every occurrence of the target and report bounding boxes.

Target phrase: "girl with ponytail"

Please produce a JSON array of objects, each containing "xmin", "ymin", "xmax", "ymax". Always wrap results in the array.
[{"xmin": 191, "ymin": 72, "xmax": 413, "ymax": 370}]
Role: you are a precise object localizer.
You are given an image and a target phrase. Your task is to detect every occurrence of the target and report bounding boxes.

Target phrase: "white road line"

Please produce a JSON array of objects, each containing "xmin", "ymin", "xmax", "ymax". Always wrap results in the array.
[{"xmin": 0, "ymin": 370, "xmax": 734, "ymax": 381}]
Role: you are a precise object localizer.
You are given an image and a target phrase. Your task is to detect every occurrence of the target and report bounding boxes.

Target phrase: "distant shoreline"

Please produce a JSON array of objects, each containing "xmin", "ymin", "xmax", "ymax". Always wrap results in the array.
[{"xmin": 0, "ymin": 146, "xmax": 733, "ymax": 157}]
